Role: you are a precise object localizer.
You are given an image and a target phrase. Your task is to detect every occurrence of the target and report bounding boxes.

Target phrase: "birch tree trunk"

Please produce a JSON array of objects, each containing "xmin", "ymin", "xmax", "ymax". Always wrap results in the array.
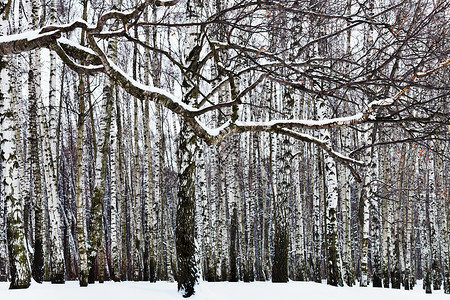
[
  {"xmin": 39, "ymin": 96, "xmax": 65, "ymax": 283},
  {"xmin": 0, "ymin": 148, "xmax": 6, "ymax": 282},
  {"xmin": 437, "ymin": 139, "xmax": 450, "ymax": 293},
  {"xmin": 175, "ymin": 0, "xmax": 203, "ymax": 296},
  {"xmin": 418, "ymin": 150, "xmax": 431, "ymax": 293},
  {"xmin": 391, "ymin": 143, "xmax": 405, "ymax": 289},
  {"xmin": 142, "ymin": 6, "xmax": 156, "ymax": 283},
  {"xmin": 1, "ymin": 50, "xmax": 31, "ymax": 289},
  {"xmin": 110, "ymin": 95, "xmax": 121, "ymax": 281},
  {"xmin": 359, "ymin": 122, "xmax": 375, "ymax": 287},
  {"xmin": 28, "ymin": 0, "xmax": 45, "ymax": 282},
  {"xmin": 116, "ymin": 88, "xmax": 127, "ymax": 281},
  {"xmin": 39, "ymin": 0, "xmax": 66, "ymax": 283},
  {"xmin": 75, "ymin": 74, "xmax": 88, "ymax": 287},
  {"xmin": 428, "ymin": 152, "xmax": 441, "ymax": 290},
  {"xmin": 403, "ymin": 161, "xmax": 414, "ymax": 290},
  {"xmin": 316, "ymin": 96, "xmax": 343, "ymax": 287},
  {"xmin": 131, "ymin": 38, "xmax": 143, "ymax": 281},
  {"xmin": 360, "ymin": 1, "xmax": 377, "ymax": 285},
  {"xmin": 339, "ymin": 125, "xmax": 355, "ymax": 286},
  {"xmin": 88, "ymin": 73, "xmax": 113, "ymax": 283},
  {"xmin": 381, "ymin": 143, "xmax": 391, "ymax": 288},
  {"xmin": 313, "ymin": 143, "xmax": 323, "ymax": 283},
  {"xmin": 259, "ymin": 136, "xmax": 271, "ymax": 281},
  {"xmin": 272, "ymin": 87, "xmax": 292, "ymax": 283},
  {"xmin": 340, "ymin": 3, "xmax": 355, "ymax": 284}
]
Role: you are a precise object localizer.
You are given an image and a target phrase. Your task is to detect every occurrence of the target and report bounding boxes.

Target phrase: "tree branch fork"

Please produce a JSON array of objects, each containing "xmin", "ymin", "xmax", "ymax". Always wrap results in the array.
[{"xmin": 0, "ymin": 3, "xmax": 448, "ymax": 174}]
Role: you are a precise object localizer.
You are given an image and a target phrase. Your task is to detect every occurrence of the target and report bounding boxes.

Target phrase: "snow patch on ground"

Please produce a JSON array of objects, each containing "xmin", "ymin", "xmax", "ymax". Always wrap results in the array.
[{"xmin": 0, "ymin": 280, "xmax": 447, "ymax": 300}]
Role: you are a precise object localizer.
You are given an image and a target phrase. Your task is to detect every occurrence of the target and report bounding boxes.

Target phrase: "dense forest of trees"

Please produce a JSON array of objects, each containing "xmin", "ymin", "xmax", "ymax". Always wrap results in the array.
[{"xmin": 0, "ymin": 0, "xmax": 449, "ymax": 297}]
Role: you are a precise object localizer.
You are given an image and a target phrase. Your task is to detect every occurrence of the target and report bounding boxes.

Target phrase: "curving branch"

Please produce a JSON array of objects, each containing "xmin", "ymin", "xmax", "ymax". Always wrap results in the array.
[{"xmin": 0, "ymin": 0, "xmax": 447, "ymax": 171}]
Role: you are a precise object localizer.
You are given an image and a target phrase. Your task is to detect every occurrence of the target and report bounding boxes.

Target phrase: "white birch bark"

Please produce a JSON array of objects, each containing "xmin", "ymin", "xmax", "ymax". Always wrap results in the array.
[
  {"xmin": 273, "ymin": 86, "xmax": 292, "ymax": 283},
  {"xmin": 1, "ymin": 50, "xmax": 31, "ymax": 289},
  {"xmin": 436, "ymin": 140, "xmax": 450, "ymax": 293},
  {"xmin": 418, "ymin": 151, "xmax": 431, "ymax": 293},
  {"xmin": 75, "ymin": 75, "xmax": 88, "ymax": 287},
  {"xmin": 428, "ymin": 151, "xmax": 441, "ymax": 290},
  {"xmin": 27, "ymin": 0, "xmax": 45, "ymax": 282},
  {"xmin": 312, "ymin": 143, "xmax": 322, "ymax": 283},
  {"xmin": 132, "ymin": 94, "xmax": 143, "ymax": 281},
  {"xmin": 175, "ymin": 1, "xmax": 203, "ymax": 295},
  {"xmin": 381, "ymin": 143, "xmax": 391, "ymax": 287},
  {"xmin": 259, "ymin": 135, "xmax": 271, "ymax": 280},
  {"xmin": 38, "ymin": 98, "xmax": 65, "ymax": 283},
  {"xmin": 196, "ymin": 141, "xmax": 209, "ymax": 280},
  {"xmin": 293, "ymin": 146, "xmax": 306, "ymax": 281},
  {"xmin": 339, "ymin": 125, "xmax": 354, "ymax": 286},
  {"xmin": 142, "ymin": 6, "xmax": 156, "ymax": 282},
  {"xmin": 404, "ymin": 170, "xmax": 413, "ymax": 290},
  {"xmin": 317, "ymin": 96, "xmax": 343, "ymax": 286},
  {"xmin": 359, "ymin": 123, "xmax": 373, "ymax": 287},
  {"xmin": 110, "ymin": 98, "xmax": 121, "ymax": 281}
]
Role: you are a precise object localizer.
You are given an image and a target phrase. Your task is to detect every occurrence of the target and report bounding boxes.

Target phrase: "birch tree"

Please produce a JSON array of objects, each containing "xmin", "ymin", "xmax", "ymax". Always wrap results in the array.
[
  {"xmin": 1, "ymin": 41, "xmax": 31, "ymax": 290},
  {"xmin": 0, "ymin": 0, "xmax": 447, "ymax": 296}
]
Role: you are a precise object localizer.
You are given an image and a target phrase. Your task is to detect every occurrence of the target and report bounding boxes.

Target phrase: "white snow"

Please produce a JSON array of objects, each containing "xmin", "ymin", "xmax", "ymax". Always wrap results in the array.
[
  {"xmin": 235, "ymin": 112, "xmax": 364, "ymax": 128},
  {"xmin": 195, "ymin": 118, "xmax": 232, "ymax": 136},
  {"xmin": 58, "ymin": 38, "xmax": 97, "ymax": 56},
  {"xmin": 0, "ymin": 280, "xmax": 447, "ymax": 300},
  {"xmin": 368, "ymin": 98, "xmax": 394, "ymax": 108},
  {"xmin": 0, "ymin": 29, "xmax": 59, "ymax": 43},
  {"xmin": 104, "ymin": 56, "xmax": 199, "ymax": 113}
]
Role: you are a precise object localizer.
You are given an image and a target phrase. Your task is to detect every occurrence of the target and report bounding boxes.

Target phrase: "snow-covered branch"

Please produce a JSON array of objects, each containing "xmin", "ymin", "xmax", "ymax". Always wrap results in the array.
[{"xmin": 0, "ymin": 1, "xmax": 448, "ymax": 171}]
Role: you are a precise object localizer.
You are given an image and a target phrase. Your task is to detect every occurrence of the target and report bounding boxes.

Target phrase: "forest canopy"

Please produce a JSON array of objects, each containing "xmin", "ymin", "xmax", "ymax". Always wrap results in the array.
[{"xmin": 0, "ymin": 0, "xmax": 449, "ymax": 298}]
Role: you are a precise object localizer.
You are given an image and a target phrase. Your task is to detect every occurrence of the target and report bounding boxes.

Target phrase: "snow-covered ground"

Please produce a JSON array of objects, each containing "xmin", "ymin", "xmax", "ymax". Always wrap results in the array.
[{"xmin": 0, "ymin": 280, "xmax": 446, "ymax": 299}]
